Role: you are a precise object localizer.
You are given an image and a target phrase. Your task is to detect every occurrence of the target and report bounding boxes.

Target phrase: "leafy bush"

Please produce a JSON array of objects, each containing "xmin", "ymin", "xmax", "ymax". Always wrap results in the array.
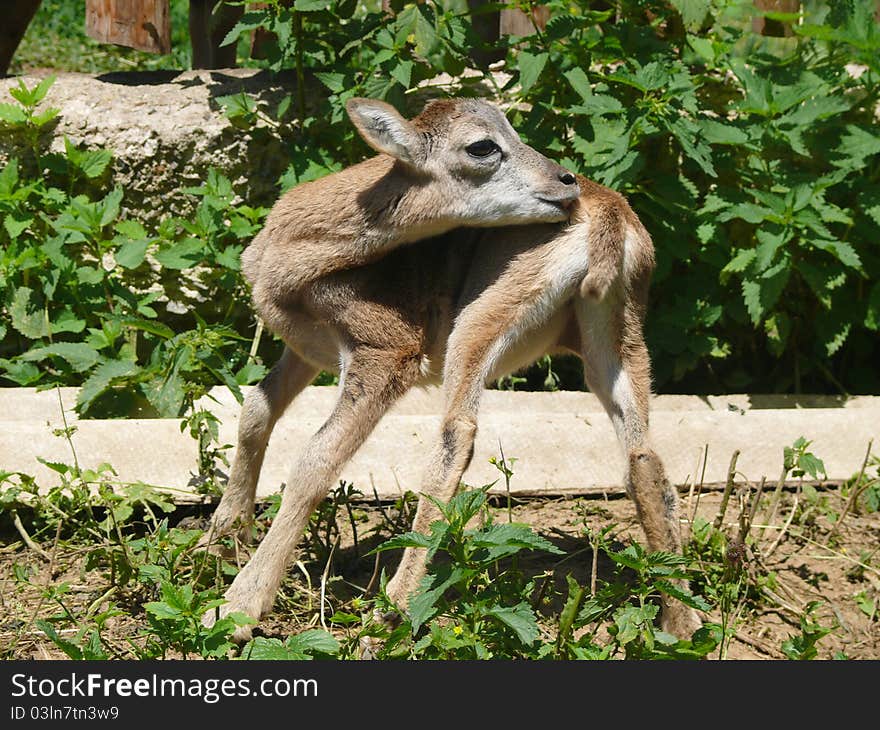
[
  {"xmin": 221, "ymin": 0, "xmax": 880, "ymax": 394},
  {"xmin": 0, "ymin": 78, "xmax": 267, "ymax": 419},
  {"xmin": 2, "ymin": 1, "xmax": 878, "ymax": 401}
]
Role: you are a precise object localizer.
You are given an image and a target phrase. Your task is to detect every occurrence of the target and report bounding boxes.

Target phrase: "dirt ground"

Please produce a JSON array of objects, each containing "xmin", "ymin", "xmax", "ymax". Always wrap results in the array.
[{"xmin": 2, "ymin": 483, "xmax": 878, "ymax": 660}]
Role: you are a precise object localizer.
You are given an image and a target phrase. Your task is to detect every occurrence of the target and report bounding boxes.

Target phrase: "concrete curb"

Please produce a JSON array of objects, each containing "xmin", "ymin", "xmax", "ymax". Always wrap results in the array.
[{"xmin": 1, "ymin": 386, "xmax": 877, "ymax": 501}]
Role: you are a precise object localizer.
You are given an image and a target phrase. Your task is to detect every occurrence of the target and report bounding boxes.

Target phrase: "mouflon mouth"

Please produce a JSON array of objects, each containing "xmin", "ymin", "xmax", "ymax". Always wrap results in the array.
[{"xmin": 539, "ymin": 195, "xmax": 578, "ymax": 213}]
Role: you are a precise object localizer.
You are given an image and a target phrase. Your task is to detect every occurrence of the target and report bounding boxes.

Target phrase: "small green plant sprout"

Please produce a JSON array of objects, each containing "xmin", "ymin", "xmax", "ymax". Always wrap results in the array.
[
  {"xmin": 784, "ymin": 437, "xmax": 827, "ymax": 481},
  {"xmin": 574, "ymin": 541, "xmax": 716, "ymax": 660},
  {"xmin": 780, "ymin": 601, "xmax": 834, "ymax": 660},
  {"xmin": 0, "ymin": 76, "xmax": 60, "ymax": 158},
  {"xmin": 765, "ymin": 437, "xmax": 828, "ymax": 534},
  {"xmin": 488, "ymin": 445, "xmax": 517, "ymax": 523},
  {"xmin": 35, "ymin": 619, "xmax": 111, "ymax": 661},
  {"xmin": 853, "ymin": 590, "xmax": 876, "ymax": 623}
]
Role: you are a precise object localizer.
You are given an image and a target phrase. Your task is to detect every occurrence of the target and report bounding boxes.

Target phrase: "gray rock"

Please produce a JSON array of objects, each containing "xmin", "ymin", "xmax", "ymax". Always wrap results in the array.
[{"xmin": 0, "ymin": 68, "xmax": 300, "ymax": 220}]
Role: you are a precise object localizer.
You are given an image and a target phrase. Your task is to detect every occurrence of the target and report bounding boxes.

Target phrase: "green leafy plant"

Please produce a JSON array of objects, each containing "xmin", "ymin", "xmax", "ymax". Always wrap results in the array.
[
  {"xmin": 570, "ymin": 539, "xmax": 716, "ymax": 660},
  {"xmin": 780, "ymin": 600, "xmax": 834, "ymax": 659},
  {"xmin": 140, "ymin": 581, "xmax": 254, "ymax": 659},
  {"xmin": 371, "ymin": 486, "xmax": 562, "ymax": 659},
  {"xmin": 367, "ymin": 486, "xmax": 715, "ymax": 660}
]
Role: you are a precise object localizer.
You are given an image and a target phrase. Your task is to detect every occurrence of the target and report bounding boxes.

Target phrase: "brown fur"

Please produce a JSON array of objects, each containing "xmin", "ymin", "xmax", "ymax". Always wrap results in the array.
[
  {"xmin": 241, "ymin": 95, "xmax": 582, "ymax": 337},
  {"xmin": 200, "ymin": 178, "xmax": 702, "ymax": 645}
]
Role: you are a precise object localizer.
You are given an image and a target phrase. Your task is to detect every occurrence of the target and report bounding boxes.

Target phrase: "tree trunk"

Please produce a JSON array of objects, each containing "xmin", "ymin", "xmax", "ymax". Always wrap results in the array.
[
  {"xmin": 0, "ymin": 0, "xmax": 42, "ymax": 76},
  {"xmin": 752, "ymin": 0, "xmax": 800, "ymax": 37},
  {"xmin": 85, "ymin": 0, "xmax": 172, "ymax": 54},
  {"xmin": 190, "ymin": 0, "xmax": 243, "ymax": 68}
]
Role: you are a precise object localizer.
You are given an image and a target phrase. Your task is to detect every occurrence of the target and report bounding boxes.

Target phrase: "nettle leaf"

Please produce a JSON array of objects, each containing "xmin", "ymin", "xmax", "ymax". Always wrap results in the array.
[
  {"xmin": 697, "ymin": 222, "xmax": 715, "ymax": 244},
  {"xmin": 77, "ymin": 359, "xmax": 140, "ymax": 414},
  {"xmin": 518, "ymin": 51, "xmax": 549, "ymax": 95},
  {"xmin": 833, "ymin": 125, "xmax": 880, "ymax": 167},
  {"xmin": 0, "ymin": 157, "xmax": 20, "ymax": 192},
  {"xmin": 818, "ymin": 318, "xmax": 851, "ymax": 358},
  {"xmin": 722, "ymin": 249, "xmax": 756, "ymax": 276},
  {"xmin": 314, "ymin": 72, "xmax": 346, "ymax": 93},
  {"xmin": 217, "ymin": 92, "xmax": 257, "ymax": 122},
  {"xmin": 115, "ymin": 239, "xmax": 150, "ymax": 269},
  {"xmin": 242, "ymin": 637, "xmax": 299, "ymax": 660},
  {"xmin": 470, "ymin": 522, "xmax": 563, "ymax": 561},
  {"xmin": 742, "ymin": 258, "xmax": 791, "ymax": 324},
  {"xmin": 754, "ymin": 227, "xmax": 789, "ymax": 271},
  {"xmin": 798, "ymin": 452, "xmax": 827, "ymax": 480},
  {"xmin": 687, "ymin": 34, "xmax": 715, "ymax": 62},
  {"xmin": 154, "ymin": 239, "xmax": 205, "ymax": 269},
  {"xmin": 235, "ymin": 360, "xmax": 268, "ymax": 385},
  {"xmin": 9, "ymin": 286, "xmax": 48, "ymax": 338},
  {"xmin": 374, "ymin": 531, "xmax": 434, "ymax": 552},
  {"xmin": 64, "ymin": 137, "xmax": 113, "ymax": 180},
  {"xmin": 408, "ymin": 565, "xmax": 467, "ymax": 634},
  {"xmin": 656, "ymin": 581, "xmax": 712, "ymax": 612},
  {"xmin": 486, "ymin": 603, "xmax": 540, "ymax": 645},
  {"xmin": 613, "ymin": 603, "xmax": 657, "ymax": 645},
  {"xmin": 718, "ymin": 201, "xmax": 772, "ymax": 225},
  {"xmin": 4, "ymin": 212, "xmax": 32, "ymax": 240},
  {"xmin": 698, "ymin": 118, "xmax": 749, "ymax": 146},
  {"xmin": 0, "ymin": 103, "xmax": 27, "ymax": 125},
  {"xmin": 220, "ymin": 11, "xmax": 268, "ymax": 47},
  {"xmin": 670, "ymin": 0, "xmax": 711, "ymax": 31},
  {"xmin": 0, "ymin": 358, "xmax": 41, "ymax": 385},
  {"xmin": 765, "ymin": 312, "xmax": 792, "ymax": 358},
  {"xmin": 564, "ymin": 67, "xmax": 592, "ymax": 102},
  {"xmin": 859, "ymin": 187, "xmax": 880, "ymax": 227},
  {"xmin": 390, "ymin": 60, "xmax": 413, "ymax": 88},
  {"xmin": 570, "ymin": 94, "xmax": 623, "ymax": 117},
  {"xmin": 285, "ymin": 629, "xmax": 339, "ymax": 656},
  {"xmin": 781, "ymin": 95, "xmax": 851, "ymax": 127},
  {"xmin": 811, "ymin": 239, "xmax": 863, "ymax": 271},
  {"xmin": 20, "ymin": 342, "xmax": 99, "ymax": 372},
  {"xmin": 294, "ymin": 0, "xmax": 331, "ymax": 11},
  {"xmin": 611, "ymin": 544, "xmax": 645, "ymax": 571},
  {"xmin": 118, "ymin": 316, "xmax": 174, "ymax": 340}
]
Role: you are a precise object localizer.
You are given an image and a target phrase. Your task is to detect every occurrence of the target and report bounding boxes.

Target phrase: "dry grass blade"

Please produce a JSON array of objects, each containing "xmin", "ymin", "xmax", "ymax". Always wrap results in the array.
[
  {"xmin": 11, "ymin": 510, "xmax": 51, "ymax": 562},
  {"xmin": 825, "ymin": 439, "xmax": 873, "ymax": 545},
  {"xmin": 319, "ymin": 538, "xmax": 339, "ymax": 630},
  {"xmin": 687, "ymin": 443, "xmax": 709, "ymax": 531},
  {"xmin": 765, "ymin": 495, "xmax": 798, "ymax": 558},
  {"xmin": 713, "ymin": 450, "xmax": 740, "ymax": 530},
  {"xmin": 737, "ymin": 476, "xmax": 766, "ymax": 546},
  {"xmin": 762, "ymin": 462, "xmax": 792, "ymax": 538}
]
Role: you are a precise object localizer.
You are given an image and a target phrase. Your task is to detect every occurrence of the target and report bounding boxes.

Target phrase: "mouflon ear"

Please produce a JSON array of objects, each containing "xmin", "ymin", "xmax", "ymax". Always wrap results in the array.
[{"xmin": 346, "ymin": 98, "xmax": 425, "ymax": 166}]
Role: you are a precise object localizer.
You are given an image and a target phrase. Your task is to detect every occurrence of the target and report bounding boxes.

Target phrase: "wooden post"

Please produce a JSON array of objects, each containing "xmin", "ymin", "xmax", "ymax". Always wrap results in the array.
[
  {"xmin": 1, "ymin": 0, "xmax": 42, "ymax": 76},
  {"xmin": 85, "ymin": 0, "xmax": 172, "ymax": 54},
  {"xmin": 752, "ymin": 0, "xmax": 800, "ymax": 37},
  {"xmin": 190, "ymin": 0, "xmax": 243, "ymax": 68}
]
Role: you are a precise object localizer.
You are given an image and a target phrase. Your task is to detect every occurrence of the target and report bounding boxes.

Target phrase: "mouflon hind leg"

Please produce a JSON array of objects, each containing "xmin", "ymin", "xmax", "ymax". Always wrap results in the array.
[
  {"xmin": 383, "ymin": 282, "xmax": 547, "ymax": 612},
  {"xmin": 199, "ymin": 348, "xmax": 317, "ymax": 551},
  {"xmin": 575, "ymin": 291, "xmax": 703, "ymax": 640}
]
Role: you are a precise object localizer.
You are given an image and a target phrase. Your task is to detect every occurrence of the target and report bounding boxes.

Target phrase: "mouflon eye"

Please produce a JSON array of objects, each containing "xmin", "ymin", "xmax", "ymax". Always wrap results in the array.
[{"xmin": 465, "ymin": 139, "xmax": 500, "ymax": 158}]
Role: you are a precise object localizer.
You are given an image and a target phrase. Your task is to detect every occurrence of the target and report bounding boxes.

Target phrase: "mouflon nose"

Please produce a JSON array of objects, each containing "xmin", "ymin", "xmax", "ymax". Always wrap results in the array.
[{"xmin": 559, "ymin": 171, "xmax": 577, "ymax": 185}]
